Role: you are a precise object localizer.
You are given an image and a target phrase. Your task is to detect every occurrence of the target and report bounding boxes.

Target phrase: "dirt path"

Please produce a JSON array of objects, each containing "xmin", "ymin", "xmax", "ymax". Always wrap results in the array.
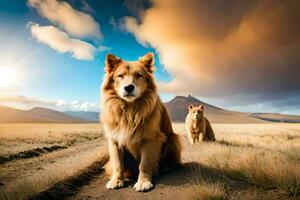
[
  {"xmin": 68, "ymin": 165, "xmax": 193, "ymax": 200},
  {"xmin": 0, "ymin": 139, "xmax": 102, "ymax": 185},
  {"xmin": 66, "ymin": 138, "xmax": 196, "ymax": 200},
  {"xmin": 25, "ymin": 137, "xmax": 194, "ymax": 200},
  {"xmin": 0, "ymin": 145, "xmax": 67, "ymax": 164}
]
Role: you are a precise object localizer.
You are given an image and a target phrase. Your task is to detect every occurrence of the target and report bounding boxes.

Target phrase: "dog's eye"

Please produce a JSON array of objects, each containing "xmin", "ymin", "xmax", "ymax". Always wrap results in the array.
[
  {"xmin": 116, "ymin": 74, "xmax": 123, "ymax": 78},
  {"xmin": 197, "ymin": 111, "xmax": 201, "ymax": 114},
  {"xmin": 136, "ymin": 73, "xmax": 143, "ymax": 78}
]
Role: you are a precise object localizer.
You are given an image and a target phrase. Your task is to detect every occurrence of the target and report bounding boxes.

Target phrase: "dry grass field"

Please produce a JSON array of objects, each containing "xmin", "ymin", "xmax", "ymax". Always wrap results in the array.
[
  {"xmin": 177, "ymin": 123, "xmax": 300, "ymax": 200},
  {"xmin": 0, "ymin": 123, "xmax": 299, "ymax": 200},
  {"xmin": 0, "ymin": 124, "xmax": 106, "ymax": 200}
]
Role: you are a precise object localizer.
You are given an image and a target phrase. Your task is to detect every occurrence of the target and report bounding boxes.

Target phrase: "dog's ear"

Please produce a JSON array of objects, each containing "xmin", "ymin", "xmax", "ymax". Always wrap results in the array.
[
  {"xmin": 188, "ymin": 104, "xmax": 193, "ymax": 110},
  {"xmin": 105, "ymin": 53, "xmax": 121, "ymax": 73},
  {"xmin": 199, "ymin": 105, "xmax": 204, "ymax": 110},
  {"xmin": 139, "ymin": 52, "xmax": 155, "ymax": 73}
]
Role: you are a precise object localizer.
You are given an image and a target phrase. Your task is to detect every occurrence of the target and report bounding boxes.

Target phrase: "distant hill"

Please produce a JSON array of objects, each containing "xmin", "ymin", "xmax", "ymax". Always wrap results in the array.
[
  {"xmin": 250, "ymin": 113, "xmax": 300, "ymax": 123},
  {"xmin": 66, "ymin": 111, "xmax": 99, "ymax": 122},
  {"xmin": 1, "ymin": 96, "xmax": 299, "ymax": 123},
  {"xmin": 0, "ymin": 106, "xmax": 92, "ymax": 123},
  {"xmin": 164, "ymin": 95, "xmax": 300, "ymax": 123}
]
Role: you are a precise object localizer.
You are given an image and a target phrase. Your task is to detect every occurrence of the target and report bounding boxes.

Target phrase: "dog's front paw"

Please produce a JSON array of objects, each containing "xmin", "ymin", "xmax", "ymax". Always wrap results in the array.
[
  {"xmin": 105, "ymin": 179, "xmax": 124, "ymax": 189},
  {"xmin": 133, "ymin": 180, "xmax": 153, "ymax": 192}
]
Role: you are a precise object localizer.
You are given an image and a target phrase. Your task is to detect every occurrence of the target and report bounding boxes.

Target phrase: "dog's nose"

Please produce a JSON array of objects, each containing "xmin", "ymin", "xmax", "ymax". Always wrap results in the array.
[{"xmin": 124, "ymin": 84, "xmax": 135, "ymax": 93}]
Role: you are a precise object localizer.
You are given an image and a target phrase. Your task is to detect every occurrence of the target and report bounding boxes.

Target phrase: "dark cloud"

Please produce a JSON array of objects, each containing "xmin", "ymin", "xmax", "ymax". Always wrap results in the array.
[{"xmin": 124, "ymin": 0, "xmax": 300, "ymax": 106}]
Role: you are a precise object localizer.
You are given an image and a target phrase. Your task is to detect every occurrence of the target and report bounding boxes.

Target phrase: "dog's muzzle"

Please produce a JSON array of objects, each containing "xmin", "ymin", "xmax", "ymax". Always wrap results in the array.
[{"xmin": 124, "ymin": 84, "xmax": 135, "ymax": 96}]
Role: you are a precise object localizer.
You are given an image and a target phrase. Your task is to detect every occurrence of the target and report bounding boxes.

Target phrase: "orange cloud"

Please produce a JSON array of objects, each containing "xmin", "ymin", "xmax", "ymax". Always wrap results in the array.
[{"xmin": 124, "ymin": 0, "xmax": 300, "ymax": 103}]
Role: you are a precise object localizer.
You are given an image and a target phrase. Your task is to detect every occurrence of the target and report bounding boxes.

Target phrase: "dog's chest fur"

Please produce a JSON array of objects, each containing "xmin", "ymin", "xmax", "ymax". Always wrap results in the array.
[
  {"xmin": 107, "ymin": 127, "xmax": 137, "ymax": 146},
  {"xmin": 102, "ymin": 102, "xmax": 162, "ymax": 160},
  {"xmin": 191, "ymin": 125, "xmax": 202, "ymax": 134},
  {"xmin": 192, "ymin": 124, "xmax": 202, "ymax": 133},
  {"xmin": 189, "ymin": 118, "xmax": 205, "ymax": 134},
  {"xmin": 103, "ymin": 103, "xmax": 158, "ymax": 145}
]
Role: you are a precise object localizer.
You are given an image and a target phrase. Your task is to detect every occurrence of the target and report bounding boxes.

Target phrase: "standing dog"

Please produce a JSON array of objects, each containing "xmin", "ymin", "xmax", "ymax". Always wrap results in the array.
[
  {"xmin": 185, "ymin": 104, "xmax": 216, "ymax": 144},
  {"xmin": 101, "ymin": 53, "xmax": 181, "ymax": 192}
]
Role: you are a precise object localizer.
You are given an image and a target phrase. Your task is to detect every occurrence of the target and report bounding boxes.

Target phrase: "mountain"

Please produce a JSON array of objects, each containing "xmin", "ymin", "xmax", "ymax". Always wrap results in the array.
[
  {"xmin": 164, "ymin": 95, "xmax": 300, "ymax": 123},
  {"xmin": 66, "ymin": 111, "xmax": 99, "ymax": 122},
  {"xmin": 0, "ymin": 106, "xmax": 92, "ymax": 123},
  {"xmin": 1, "ymin": 96, "xmax": 299, "ymax": 123}
]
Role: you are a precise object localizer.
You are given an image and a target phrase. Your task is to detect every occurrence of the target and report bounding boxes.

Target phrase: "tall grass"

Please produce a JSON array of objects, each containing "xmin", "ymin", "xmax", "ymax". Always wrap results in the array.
[{"xmin": 182, "ymin": 123, "xmax": 300, "ymax": 200}]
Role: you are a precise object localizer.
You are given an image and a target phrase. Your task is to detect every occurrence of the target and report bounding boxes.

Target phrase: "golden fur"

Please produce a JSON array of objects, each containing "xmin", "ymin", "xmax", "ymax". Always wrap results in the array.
[
  {"xmin": 100, "ymin": 53, "xmax": 181, "ymax": 192},
  {"xmin": 185, "ymin": 104, "xmax": 216, "ymax": 144}
]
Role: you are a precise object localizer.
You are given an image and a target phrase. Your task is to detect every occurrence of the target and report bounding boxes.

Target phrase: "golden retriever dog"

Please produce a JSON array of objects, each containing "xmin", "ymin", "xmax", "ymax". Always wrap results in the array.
[
  {"xmin": 100, "ymin": 53, "xmax": 181, "ymax": 192},
  {"xmin": 185, "ymin": 104, "xmax": 216, "ymax": 144}
]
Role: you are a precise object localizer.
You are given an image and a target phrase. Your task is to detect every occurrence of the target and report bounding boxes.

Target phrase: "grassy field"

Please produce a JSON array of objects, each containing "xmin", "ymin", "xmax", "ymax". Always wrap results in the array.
[
  {"xmin": 0, "ymin": 124, "xmax": 106, "ymax": 200},
  {"xmin": 0, "ymin": 123, "xmax": 299, "ymax": 200},
  {"xmin": 0, "ymin": 123, "xmax": 103, "ymax": 156},
  {"xmin": 177, "ymin": 123, "xmax": 300, "ymax": 200}
]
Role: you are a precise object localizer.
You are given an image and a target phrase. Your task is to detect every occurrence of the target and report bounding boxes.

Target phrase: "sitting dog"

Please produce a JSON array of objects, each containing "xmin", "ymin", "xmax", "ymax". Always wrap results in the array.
[
  {"xmin": 185, "ymin": 104, "xmax": 216, "ymax": 144},
  {"xmin": 100, "ymin": 53, "xmax": 181, "ymax": 192}
]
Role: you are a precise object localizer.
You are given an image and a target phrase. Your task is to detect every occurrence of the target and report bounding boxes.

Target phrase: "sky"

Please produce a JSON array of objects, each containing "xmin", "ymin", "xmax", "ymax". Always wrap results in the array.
[{"xmin": 0, "ymin": 0, "xmax": 299, "ymax": 115}]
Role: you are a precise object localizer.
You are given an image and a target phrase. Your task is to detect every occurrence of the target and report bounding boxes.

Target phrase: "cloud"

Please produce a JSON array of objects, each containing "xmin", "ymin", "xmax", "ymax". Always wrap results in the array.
[
  {"xmin": 79, "ymin": 0, "xmax": 95, "ymax": 14},
  {"xmin": 109, "ymin": 16, "xmax": 128, "ymax": 32},
  {"xmin": 226, "ymin": 95, "xmax": 300, "ymax": 115},
  {"xmin": 124, "ymin": 0, "xmax": 300, "ymax": 105},
  {"xmin": 98, "ymin": 45, "xmax": 111, "ymax": 52},
  {"xmin": 123, "ymin": 0, "xmax": 150, "ymax": 16},
  {"xmin": 109, "ymin": 16, "xmax": 119, "ymax": 31},
  {"xmin": 0, "ymin": 95, "xmax": 98, "ymax": 112},
  {"xmin": 28, "ymin": 0, "xmax": 101, "ymax": 39},
  {"xmin": 30, "ymin": 23, "xmax": 96, "ymax": 60},
  {"xmin": 55, "ymin": 100, "xmax": 98, "ymax": 111}
]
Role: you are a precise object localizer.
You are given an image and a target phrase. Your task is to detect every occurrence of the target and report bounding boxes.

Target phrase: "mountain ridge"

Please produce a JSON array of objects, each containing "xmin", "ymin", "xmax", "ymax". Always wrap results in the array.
[
  {"xmin": 1, "ymin": 95, "xmax": 299, "ymax": 123},
  {"xmin": 0, "ymin": 106, "xmax": 92, "ymax": 123}
]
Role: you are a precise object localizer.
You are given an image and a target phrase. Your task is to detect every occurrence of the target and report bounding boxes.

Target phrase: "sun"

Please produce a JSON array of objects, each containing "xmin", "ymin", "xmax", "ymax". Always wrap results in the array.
[{"xmin": 0, "ymin": 67, "xmax": 17, "ymax": 88}]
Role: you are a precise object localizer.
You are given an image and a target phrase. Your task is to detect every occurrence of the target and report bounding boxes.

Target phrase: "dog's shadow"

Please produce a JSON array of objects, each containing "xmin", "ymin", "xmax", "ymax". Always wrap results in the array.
[{"xmin": 150, "ymin": 162, "xmax": 249, "ymax": 191}]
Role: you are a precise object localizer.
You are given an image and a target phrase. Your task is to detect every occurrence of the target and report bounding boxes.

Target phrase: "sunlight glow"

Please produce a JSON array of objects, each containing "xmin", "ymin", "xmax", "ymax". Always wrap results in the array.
[{"xmin": 0, "ymin": 67, "xmax": 17, "ymax": 88}]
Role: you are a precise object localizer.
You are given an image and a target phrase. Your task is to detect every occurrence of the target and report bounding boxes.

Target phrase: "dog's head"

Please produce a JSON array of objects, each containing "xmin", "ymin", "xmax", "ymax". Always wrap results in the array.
[
  {"xmin": 103, "ymin": 53, "xmax": 156, "ymax": 102},
  {"xmin": 188, "ymin": 104, "xmax": 204, "ymax": 120}
]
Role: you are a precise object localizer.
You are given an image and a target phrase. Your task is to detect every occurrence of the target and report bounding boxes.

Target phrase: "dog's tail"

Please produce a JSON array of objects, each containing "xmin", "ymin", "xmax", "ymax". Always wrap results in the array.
[{"xmin": 159, "ymin": 105, "xmax": 182, "ymax": 173}]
